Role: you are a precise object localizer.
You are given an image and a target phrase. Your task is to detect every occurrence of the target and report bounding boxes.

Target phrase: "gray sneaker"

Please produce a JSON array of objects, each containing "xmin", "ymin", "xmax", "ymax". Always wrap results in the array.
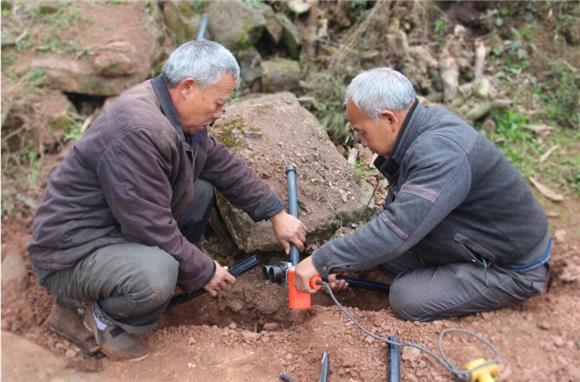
[{"xmin": 83, "ymin": 302, "xmax": 150, "ymax": 362}]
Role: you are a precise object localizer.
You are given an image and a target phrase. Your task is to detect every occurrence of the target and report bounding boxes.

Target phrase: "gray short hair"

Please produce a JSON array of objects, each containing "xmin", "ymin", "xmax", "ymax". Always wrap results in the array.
[
  {"xmin": 345, "ymin": 68, "xmax": 416, "ymax": 119},
  {"xmin": 161, "ymin": 40, "xmax": 240, "ymax": 88}
]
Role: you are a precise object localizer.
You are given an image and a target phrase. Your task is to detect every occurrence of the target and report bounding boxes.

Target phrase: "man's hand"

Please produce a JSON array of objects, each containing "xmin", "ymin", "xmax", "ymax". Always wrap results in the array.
[
  {"xmin": 294, "ymin": 255, "xmax": 320, "ymax": 293},
  {"xmin": 203, "ymin": 261, "xmax": 236, "ymax": 297},
  {"xmin": 271, "ymin": 210, "xmax": 307, "ymax": 254}
]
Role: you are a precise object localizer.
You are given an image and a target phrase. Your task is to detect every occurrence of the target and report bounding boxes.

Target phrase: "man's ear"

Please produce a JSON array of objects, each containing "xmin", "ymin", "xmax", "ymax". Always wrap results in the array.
[
  {"xmin": 380, "ymin": 110, "xmax": 397, "ymax": 125},
  {"xmin": 179, "ymin": 78, "xmax": 197, "ymax": 97}
]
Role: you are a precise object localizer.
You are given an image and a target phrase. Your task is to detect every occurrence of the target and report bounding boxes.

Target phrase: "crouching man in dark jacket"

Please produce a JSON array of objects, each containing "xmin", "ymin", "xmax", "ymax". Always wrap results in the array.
[
  {"xmin": 295, "ymin": 68, "xmax": 550, "ymax": 322},
  {"xmin": 28, "ymin": 40, "xmax": 306, "ymax": 361}
]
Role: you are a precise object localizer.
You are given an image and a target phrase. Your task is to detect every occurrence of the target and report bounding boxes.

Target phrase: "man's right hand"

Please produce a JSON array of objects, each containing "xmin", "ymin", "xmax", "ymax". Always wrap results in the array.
[{"xmin": 203, "ymin": 261, "xmax": 236, "ymax": 297}]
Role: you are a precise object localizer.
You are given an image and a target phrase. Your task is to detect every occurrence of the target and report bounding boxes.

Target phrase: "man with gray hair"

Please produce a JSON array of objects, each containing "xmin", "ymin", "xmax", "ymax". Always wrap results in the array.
[
  {"xmin": 295, "ymin": 67, "xmax": 551, "ymax": 322},
  {"xmin": 28, "ymin": 40, "xmax": 307, "ymax": 361}
]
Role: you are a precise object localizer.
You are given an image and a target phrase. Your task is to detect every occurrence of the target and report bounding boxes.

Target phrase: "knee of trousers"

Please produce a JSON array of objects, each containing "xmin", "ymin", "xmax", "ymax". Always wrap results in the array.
[
  {"xmin": 388, "ymin": 278, "xmax": 435, "ymax": 322},
  {"xmin": 194, "ymin": 178, "xmax": 215, "ymax": 208},
  {"xmin": 129, "ymin": 250, "xmax": 179, "ymax": 310}
]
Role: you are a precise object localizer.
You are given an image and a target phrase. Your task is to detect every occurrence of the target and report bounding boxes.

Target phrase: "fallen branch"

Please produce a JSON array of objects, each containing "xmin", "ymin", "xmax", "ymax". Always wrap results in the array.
[
  {"xmin": 529, "ymin": 177, "xmax": 564, "ymax": 202},
  {"xmin": 474, "ymin": 39, "xmax": 487, "ymax": 80},
  {"xmin": 465, "ymin": 99, "xmax": 512, "ymax": 121},
  {"xmin": 539, "ymin": 145, "xmax": 560, "ymax": 163}
]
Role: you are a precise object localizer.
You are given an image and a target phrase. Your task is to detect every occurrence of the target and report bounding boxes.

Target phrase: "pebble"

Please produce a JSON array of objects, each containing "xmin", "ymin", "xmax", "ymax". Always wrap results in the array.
[
  {"xmin": 402, "ymin": 347, "xmax": 421, "ymax": 363},
  {"xmin": 537, "ymin": 321, "xmax": 551, "ymax": 330},
  {"xmin": 263, "ymin": 322, "xmax": 281, "ymax": 331},
  {"xmin": 228, "ymin": 322, "xmax": 237, "ymax": 330},
  {"xmin": 241, "ymin": 331, "xmax": 260, "ymax": 342},
  {"xmin": 64, "ymin": 349, "xmax": 77, "ymax": 359},
  {"xmin": 553, "ymin": 336, "xmax": 565, "ymax": 347}
]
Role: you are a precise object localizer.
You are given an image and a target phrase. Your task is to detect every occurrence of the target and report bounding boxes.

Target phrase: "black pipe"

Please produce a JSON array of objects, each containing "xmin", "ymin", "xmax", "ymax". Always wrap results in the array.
[
  {"xmin": 319, "ymin": 352, "xmax": 330, "ymax": 382},
  {"xmin": 168, "ymin": 255, "xmax": 260, "ymax": 309},
  {"xmin": 387, "ymin": 336, "xmax": 401, "ymax": 382},
  {"xmin": 286, "ymin": 164, "xmax": 300, "ymax": 265},
  {"xmin": 197, "ymin": 14, "xmax": 208, "ymax": 40},
  {"xmin": 334, "ymin": 276, "xmax": 390, "ymax": 293}
]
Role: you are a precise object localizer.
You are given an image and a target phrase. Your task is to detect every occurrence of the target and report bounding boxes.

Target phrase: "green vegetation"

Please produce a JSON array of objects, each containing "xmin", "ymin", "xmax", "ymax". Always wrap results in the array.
[
  {"xmin": 534, "ymin": 61, "xmax": 579, "ymax": 130},
  {"xmin": 301, "ymin": 73, "xmax": 351, "ymax": 144},
  {"xmin": 488, "ymin": 109, "xmax": 580, "ymax": 195}
]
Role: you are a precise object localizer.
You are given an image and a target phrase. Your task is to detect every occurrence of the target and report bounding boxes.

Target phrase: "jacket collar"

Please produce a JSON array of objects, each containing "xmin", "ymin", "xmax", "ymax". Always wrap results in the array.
[{"xmin": 373, "ymin": 99, "xmax": 421, "ymax": 179}]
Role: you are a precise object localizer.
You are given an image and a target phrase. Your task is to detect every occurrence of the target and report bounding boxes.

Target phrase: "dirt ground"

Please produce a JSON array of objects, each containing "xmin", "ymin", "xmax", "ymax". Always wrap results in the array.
[{"xmin": 2, "ymin": 191, "xmax": 580, "ymax": 382}]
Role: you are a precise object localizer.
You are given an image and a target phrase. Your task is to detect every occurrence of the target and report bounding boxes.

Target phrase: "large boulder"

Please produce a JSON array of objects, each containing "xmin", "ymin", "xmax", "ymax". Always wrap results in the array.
[
  {"xmin": 211, "ymin": 92, "xmax": 373, "ymax": 253},
  {"xmin": 205, "ymin": 0, "xmax": 266, "ymax": 54},
  {"xmin": 13, "ymin": 2, "xmax": 163, "ymax": 96}
]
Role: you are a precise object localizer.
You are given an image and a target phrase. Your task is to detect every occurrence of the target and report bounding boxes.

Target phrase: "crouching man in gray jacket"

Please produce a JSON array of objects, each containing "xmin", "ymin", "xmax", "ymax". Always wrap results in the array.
[{"xmin": 295, "ymin": 68, "xmax": 551, "ymax": 321}]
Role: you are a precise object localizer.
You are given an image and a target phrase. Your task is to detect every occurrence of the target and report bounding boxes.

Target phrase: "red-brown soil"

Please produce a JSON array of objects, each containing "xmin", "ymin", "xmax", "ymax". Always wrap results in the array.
[{"xmin": 2, "ymin": 193, "xmax": 579, "ymax": 381}]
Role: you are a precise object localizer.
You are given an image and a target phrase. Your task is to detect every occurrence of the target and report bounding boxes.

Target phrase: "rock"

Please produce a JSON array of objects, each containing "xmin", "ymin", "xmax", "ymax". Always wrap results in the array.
[
  {"xmin": 161, "ymin": 1, "xmax": 200, "ymax": 44},
  {"xmin": 205, "ymin": 0, "xmax": 266, "ymax": 53},
  {"xmin": 261, "ymin": 6, "xmax": 283, "ymax": 44},
  {"xmin": 1, "ymin": 246, "xmax": 29, "ymax": 295},
  {"xmin": 554, "ymin": 230, "xmax": 566, "ymax": 243},
  {"xmin": 90, "ymin": 40, "xmax": 139, "ymax": 77},
  {"xmin": 277, "ymin": 13, "xmax": 302, "ymax": 59},
  {"xmin": 2, "ymin": 331, "xmax": 99, "ymax": 381},
  {"xmin": 537, "ymin": 321, "xmax": 551, "ymax": 331},
  {"xmin": 238, "ymin": 48, "xmax": 263, "ymax": 87},
  {"xmin": 288, "ymin": 0, "xmax": 311, "ymax": 14},
  {"xmin": 261, "ymin": 59, "xmax": 301, "ymax": 93},
  {"xmin": 553, "ymin": 336, "xmax": 565, "ymax": 347},
  {"xmin": 402, "ymin": 347, "xmax": 422, "ymax": 363},
  {"xmin": 13, "ymin": 2, "xmax": 161, "ymax": 96},
  {"xmin": 212, "ymin": 92, "xmax": 373, "ymax": 253},
  {"xmin": 263, "ymin": 322, "xmax": 281, "ymax": 331},
  {"xmin": 241, "ymin": 331, "xmax": 260, "ymax": 342}
]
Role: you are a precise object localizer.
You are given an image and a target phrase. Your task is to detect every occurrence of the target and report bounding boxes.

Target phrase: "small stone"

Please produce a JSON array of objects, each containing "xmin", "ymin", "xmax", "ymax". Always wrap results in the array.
[
  {"xmin": 64, "ymin": 349, "xmax": 77, "ymax": 359},
  {"xmin": 285, "ymin": 353, "xmax": 294, "ymax": 361},
  {"xmin": 554, "ymin": 230, "xmax": 566, "ymax": 242},
  {"xmin": 188, "ymin": 337, "xmax": 196, "ymax": 346},
  {"xmin": 553, "ymin": 336, "xmax": 565, "ymax": 347},
  {"xmin": 402, "ymin": 347, "xmax": 421, "ymax": 363},
  {"xmin": 241, "ymin": 331, "xmax": 260, "ymax": 342},
  {"xmin": 365, "ymin": 336, "xmax": 374, "ymax": 344},
  {"xmin": 263, "ymin": 322, "xmax": 281, "ymax": 331},
  {"xmin": 537, "ymin": 321, "xmax": 551, "ymax": 331},
  {"xmin": 187, "ymin": 362, "xmax": 196, "ymax": 369},
  {"xmin": 228, "ymin": 322, "xmax": 237, "ymax": 330}
]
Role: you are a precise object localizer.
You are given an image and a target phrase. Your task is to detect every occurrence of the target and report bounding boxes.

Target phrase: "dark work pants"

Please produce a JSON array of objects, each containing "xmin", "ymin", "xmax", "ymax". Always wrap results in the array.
[
  {"xmin": 41, "ymin": 179, "xmax": 215, "ymax": 334},
  {"xmin": 380, "ymin": 252, "xmax": 549, "ymax": 322}
]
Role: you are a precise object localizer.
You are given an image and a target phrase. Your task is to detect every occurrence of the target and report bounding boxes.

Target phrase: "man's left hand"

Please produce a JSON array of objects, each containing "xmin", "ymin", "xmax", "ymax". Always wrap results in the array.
[{"xmin": 271, "ymin": 210, "xmax": 307, "ymax": 254}]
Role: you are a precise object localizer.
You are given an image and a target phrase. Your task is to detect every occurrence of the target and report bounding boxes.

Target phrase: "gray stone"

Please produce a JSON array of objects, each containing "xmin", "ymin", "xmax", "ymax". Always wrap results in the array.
[
  {"xmin": 260, "ymin": 5, "xmax": 283, "ymax": 44},
  {"xmin": 161, "ymin": 1, "xmax": 200, "ymax": 44},
  {"xmin": 212, "ymin": 92, "xmax": 373, "ymax": 253},
  {"xmin": 277, "ymin": 13, "xmax": 302, "ymax": 59},
  {"xmin": 261, "ymin": 59, "xmax": 301, "ymax": 93},
  {"xmin": 205, "ymin": 0, "xmax": 266, "ymax": 53},
  {"xmin": 238, "ymin": 48, "xmax": 262, "ymax": 86},
  {"xmin": 1, "ymin": 246, "xmax": 29, "ymax": 295}
]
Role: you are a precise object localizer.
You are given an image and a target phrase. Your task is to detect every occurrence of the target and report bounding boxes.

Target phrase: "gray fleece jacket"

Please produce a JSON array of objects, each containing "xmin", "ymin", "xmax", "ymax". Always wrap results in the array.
[{"xmin": 312, "ymin": 101, "xmax": 549, "ymax": 276}]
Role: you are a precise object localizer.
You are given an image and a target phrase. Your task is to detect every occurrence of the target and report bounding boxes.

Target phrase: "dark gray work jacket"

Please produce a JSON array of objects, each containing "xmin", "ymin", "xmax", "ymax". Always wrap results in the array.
[
  {"xmin": 28, "ymin": 76, "xmax": 284, "ymax": 292},
  {"xmin": 313, "ymin": 101, "xmax": 550, "ymax": 276}
]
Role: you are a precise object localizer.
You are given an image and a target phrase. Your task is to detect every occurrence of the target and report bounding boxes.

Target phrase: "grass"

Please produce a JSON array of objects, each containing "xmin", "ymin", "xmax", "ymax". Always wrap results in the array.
[{"xmin": 487, "ymin": 109, "xmax": 580, "ymax": 195}]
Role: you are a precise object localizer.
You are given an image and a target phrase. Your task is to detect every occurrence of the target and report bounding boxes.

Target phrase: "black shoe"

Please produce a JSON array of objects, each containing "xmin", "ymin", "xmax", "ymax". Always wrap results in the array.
[
  {"xmin": 46, "ymin": 298, "xmax": 100, "ymax": 356},
  {"xmin": 83, "ymin": 302, "xmax": 150, "ymax": 362}
]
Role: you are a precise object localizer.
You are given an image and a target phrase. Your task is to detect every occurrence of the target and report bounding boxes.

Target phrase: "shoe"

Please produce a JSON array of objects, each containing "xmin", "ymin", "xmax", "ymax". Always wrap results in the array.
[
  {"xmin": 83, "ymin": 302, "xmax": 151, "ymax": 362},
  {"xmin": 46, "ymin": 298, "xmax": 100, "ymax": 356}
]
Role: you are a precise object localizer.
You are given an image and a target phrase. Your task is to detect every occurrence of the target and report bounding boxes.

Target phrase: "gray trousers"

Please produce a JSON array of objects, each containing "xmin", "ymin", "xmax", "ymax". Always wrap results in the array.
[
  {"xmin": 381, "ymin": 252, "xmax": 549, "ymax": 322},
  {"xmin": 41, "ymin": 179, "xmax": 215, "ymax": 334}
]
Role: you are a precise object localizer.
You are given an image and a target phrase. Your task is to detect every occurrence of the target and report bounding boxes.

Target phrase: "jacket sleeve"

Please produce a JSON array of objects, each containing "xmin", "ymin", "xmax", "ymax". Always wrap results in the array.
[
  {"xmin": 312, "ymin": 135, "xmax": 472, "ymax": 275},
  {"xmin": 200, "ymin": 136, "xmax": 284, "ymax": 221},
  {"xmin": 96, "ymin": 129, "xmax": 215, "ymax": 293}
]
